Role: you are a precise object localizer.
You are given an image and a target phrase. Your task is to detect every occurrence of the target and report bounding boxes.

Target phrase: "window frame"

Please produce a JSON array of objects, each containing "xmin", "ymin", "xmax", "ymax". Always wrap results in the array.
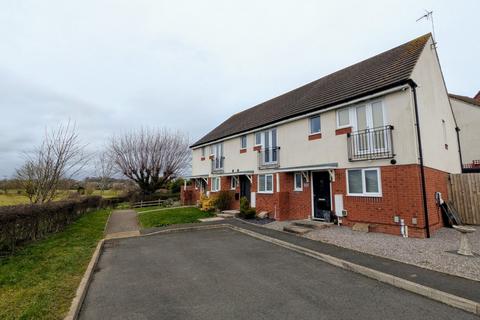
[
  {"xmin": 258, "ymin": 174, "xmax": 274, "ymax": 194},
  {"xmin": 346, "ymin": 168, "xmax": 382, "ymax": 197},
  {"xmin": 309, "ymin": 115, "xmax": 321, "ymax": 134},
  {"xmin": 211, "ymin": 177, "xmax": 221, "ymax": 192},
  {"xmin": 240, "ymin": 135, "xmax": 247, "ymax": 149},
  {"xmin": 336, "ymin": 107, "xmax": 352, "ymax": 129},
  {"xmin": 230, "ymin": 177, "xmax": 237, "ymax": 190},
  {"xmin": 294, "ymin": 172, "xmax": 303, "ymax": 191},
  {"xmin": 201, "ymin": 147, "xmax": 205, "ymax": 157},
  {"xmin": 255, "ymin": 132, "xmax": 262, "ymax": 146}
]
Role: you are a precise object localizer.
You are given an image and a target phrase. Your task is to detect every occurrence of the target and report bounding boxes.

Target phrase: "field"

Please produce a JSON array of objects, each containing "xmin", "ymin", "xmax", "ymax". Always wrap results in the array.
[
  {"xmin": 0, "ymin": 189, "xmax": 122, "ymax": 206},
  {"xmin": 0, "ymin": 208, "xmax": 111, "ymax": 319}
]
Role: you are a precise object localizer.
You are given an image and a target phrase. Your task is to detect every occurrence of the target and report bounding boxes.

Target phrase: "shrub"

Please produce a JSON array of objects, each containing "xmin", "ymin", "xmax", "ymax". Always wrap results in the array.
[
  {"xmin": 199, "ymin": 194, "xmax": 216, "ymax": 212},
  {"xmin": 0, "ymin": 195, "xmax": 127, "ymax": 255},
  {"xmin": 214, "ymin": 190, "xmax": 233, "ymax": 211},
  {"xmin": 239, "ymin": 197, "xmax": 256, "ymax": 219}
]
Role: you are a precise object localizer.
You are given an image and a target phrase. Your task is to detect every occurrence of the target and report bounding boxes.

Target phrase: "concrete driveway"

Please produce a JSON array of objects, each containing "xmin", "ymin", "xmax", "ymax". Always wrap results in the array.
[{"xmin": 79, "ymin": 227, "xmax": 477, "ymax": 320}]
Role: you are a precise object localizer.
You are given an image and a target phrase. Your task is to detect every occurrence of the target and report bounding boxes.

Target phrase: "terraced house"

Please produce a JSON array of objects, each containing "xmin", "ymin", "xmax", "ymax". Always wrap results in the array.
[{"xmin": 184, "ymin": 34, "xmax": 462, "ymax": 238}]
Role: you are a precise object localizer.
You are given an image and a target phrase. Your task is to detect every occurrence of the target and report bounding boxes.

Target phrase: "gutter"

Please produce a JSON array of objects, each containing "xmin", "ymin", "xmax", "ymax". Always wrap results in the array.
[{"xmin": 408, "ymin": 80, "xmax": 430, "ymax": 238}]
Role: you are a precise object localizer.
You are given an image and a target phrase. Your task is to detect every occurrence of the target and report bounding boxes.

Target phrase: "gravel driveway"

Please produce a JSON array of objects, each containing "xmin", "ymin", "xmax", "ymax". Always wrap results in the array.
[{"xmin": 265, "ymin": 221, "xmax": 480, "ymax": 281}]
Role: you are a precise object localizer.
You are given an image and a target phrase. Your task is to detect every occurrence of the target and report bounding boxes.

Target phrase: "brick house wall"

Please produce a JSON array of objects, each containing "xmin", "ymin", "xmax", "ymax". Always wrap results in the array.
[
  {"xmin": 181, "ymin": 164, "xmax": 448, "ymax": 238},
  {"xmin": 331, "ymin": 164, "xmax": 446, "ymax": 238}
]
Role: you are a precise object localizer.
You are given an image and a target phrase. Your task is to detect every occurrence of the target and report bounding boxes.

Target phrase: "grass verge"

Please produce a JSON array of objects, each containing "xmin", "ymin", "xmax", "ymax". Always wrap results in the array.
[
  {"xmin": 138, "ymin": 207, "xmax": 214, "ymax": 228},
  {"xmin": 0, "ymin": 208, "xmax": 110, "ymax": 319}
]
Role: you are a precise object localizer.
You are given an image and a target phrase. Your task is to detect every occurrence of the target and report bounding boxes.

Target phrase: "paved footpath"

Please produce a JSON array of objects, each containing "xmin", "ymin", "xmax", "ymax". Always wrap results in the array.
[{"xmin": 104, "ymin": 209, "xmax": 140, "ymax": 237}]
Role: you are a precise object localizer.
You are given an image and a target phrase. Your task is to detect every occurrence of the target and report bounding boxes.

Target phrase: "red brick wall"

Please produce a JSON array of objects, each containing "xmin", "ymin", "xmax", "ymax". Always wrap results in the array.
[{"xmin": 332, "ymin": 164, "xmax": 447, "ymax": 238}]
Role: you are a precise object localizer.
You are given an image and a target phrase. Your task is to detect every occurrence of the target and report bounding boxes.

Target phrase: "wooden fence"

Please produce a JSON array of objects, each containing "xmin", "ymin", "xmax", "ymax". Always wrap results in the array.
[{"xmin": 448, "ymin": 173, "xmax": 480, "ymax": 225}]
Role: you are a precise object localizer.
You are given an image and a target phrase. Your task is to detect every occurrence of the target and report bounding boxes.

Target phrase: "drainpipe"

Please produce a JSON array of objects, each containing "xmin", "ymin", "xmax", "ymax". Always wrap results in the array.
[{"xmin": 409, "ymin": 80, "xmax": 430, "ymax": 238}]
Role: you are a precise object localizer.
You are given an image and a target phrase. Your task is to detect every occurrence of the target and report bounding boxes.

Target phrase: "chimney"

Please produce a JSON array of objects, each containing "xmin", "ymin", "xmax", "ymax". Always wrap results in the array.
[{"xmin": 475, "ymin": 90, "xmax": 480, "ymax": 102}]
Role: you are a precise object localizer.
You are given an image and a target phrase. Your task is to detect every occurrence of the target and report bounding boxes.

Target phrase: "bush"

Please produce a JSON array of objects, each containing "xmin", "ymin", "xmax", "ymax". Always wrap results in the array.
[
  {"xmin": 199, "ymin": 194, "xmax": 216, "ymax": 212},
  {"xmin": 239, "ymin": 197, "xmax": 256, "ymax": 219},
  {"xmin": 214, "ymin": 190, "xmax": 233, "ymax": 211}
]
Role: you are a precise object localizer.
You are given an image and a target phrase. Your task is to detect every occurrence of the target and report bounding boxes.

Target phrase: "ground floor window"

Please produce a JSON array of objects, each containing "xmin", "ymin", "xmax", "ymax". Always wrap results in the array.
[
  {"xmin": 294, "ymin": 172, "xmax": 303, "ymax": 191},
  {"xmin": 230, "ymin": 176, "xmax": 238, "ymax": 190},
  {"xmin": 347, "ymin": 168, "xmax": 381, "ymax": 196},
  {"xmin": 258, "ymin": 174, "xmax": 273, "ymax": 193},
  {"xmin": 211, "ymin": 177, "xmax": 221, "ymax": 192}
]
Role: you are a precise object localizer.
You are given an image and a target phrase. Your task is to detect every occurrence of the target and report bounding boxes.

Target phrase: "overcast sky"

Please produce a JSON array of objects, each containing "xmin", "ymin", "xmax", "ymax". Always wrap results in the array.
[{"xmin": 0, "ymin": 0, "xmax": 478, "ymax": 177}]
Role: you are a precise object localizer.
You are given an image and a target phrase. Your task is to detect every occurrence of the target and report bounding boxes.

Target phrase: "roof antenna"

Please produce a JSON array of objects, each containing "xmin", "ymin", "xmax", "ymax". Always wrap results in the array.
[{"xmin": 416, "ymin": 10, "xmax": 437, "ymax": 48}]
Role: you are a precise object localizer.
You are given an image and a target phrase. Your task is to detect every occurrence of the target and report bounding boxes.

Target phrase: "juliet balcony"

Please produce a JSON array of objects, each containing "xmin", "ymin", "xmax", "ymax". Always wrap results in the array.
[
  {"xmin": 258, "ymin": 146, "xmax": 280, "ymax": 170},
  {"xmin": 347, "ymin": 125, "xmax": 395, "ymax": 161}
]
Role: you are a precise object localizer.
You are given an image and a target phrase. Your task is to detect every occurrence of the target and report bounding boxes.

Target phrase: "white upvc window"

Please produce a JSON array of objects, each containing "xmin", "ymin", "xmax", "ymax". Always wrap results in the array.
[
  {"xmin": 201, "ymin": 147, "xmax": 205, "ymax": 157},
  {"xmin": 255, "ymin": 132, "xmax": 262, "ymax": 146},
  {"xmin": 336, "ymin": 107, "xmax": 352, "ymax": 128},
  {"xmin": 309, "ymin": 115, "xmax": 321, "ymax": 134},
  {"xmin": 211, "ymin": 177, "xmax": 221, "ymax": 192},
  {"xmin": 346, "ymin": 168, "xmax": 382, "ymax": 197},
  {"xmin": 211, "ymin": 143, "xmax": 224, "ymax": 170},
  {"xmin": 231, "ymin": 177, "xmax": 238, "ymax": 190},
  {"xmin": 240, "ymin": 135, "xmax": 247, "ymax": 149},
  {"xmin": 258, "ymin": 174, "xmax": 273, "ymax": 193},
  {"xmin": 294, "ymin": 172, "xmax": 303, "ymax": 191}
]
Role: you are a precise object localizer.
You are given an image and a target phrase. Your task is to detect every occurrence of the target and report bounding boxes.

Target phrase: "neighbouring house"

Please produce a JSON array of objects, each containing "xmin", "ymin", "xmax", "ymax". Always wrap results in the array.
[
  {"xmin": 449, "ymin": 92, "xmax": 480, "ymax": 172},
  {"xmin": 183, "ymin": 33, "xmax": 462, "ymax": 238}
]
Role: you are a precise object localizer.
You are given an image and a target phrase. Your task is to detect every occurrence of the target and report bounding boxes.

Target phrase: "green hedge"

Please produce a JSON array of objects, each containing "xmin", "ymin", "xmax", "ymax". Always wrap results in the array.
[{"xmin": 0, "ymin": 196, "xmax": 126, "ymax": 255}]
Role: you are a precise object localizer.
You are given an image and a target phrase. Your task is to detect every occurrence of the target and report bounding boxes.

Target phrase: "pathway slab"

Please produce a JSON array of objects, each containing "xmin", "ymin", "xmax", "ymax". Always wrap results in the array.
[{"xmin": 105, "ymin": 210, "xmax": 139, "ymax": 235}]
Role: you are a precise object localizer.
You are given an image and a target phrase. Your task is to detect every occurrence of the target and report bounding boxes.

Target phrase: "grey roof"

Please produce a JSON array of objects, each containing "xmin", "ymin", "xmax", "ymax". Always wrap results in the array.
[{"xmin": 192, "ymin": 34, "xmax": 431, "ymax": 148}]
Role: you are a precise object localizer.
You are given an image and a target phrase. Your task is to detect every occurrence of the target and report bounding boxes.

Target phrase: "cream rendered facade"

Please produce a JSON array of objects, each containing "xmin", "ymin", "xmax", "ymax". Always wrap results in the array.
[
  {"xmin": 192, "ymin": 37, "xmax": 461, "ymax": 177},
  {"xmin": 450, "ymin": 98, "xmax": 480, "ymax": 165}
]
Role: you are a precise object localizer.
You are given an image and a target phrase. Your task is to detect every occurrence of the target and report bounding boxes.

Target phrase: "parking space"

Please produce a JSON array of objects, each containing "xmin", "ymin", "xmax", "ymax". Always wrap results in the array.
[{"xmin": 79, "ymin": 227, "xmax": 477, "ymax": 320}]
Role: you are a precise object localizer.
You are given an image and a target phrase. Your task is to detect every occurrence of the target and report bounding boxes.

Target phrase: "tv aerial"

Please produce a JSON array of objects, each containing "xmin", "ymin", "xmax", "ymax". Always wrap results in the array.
[{"xmin": 416, "ymin": 10, "xmax": 437, "ymax": 48}]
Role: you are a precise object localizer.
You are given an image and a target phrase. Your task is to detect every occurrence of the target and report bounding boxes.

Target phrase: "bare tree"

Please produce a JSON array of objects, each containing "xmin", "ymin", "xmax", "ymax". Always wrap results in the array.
[
  {"xmin": 108, "ymin": 128, "xmax": 190, "ymax": 195},
  {"xmin": 95, "ymin": 151, "xmax": 115, "ymax": 194},
  {"xmin": 16, "ymin": 122, "xmax": 88, "ymax": 204}
]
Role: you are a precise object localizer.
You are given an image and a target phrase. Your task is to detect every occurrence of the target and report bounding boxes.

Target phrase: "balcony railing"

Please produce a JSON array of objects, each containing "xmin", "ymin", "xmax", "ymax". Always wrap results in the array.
[
  {"xmin": 258, "ymin": 147, "xmax": 280, "ymax": 169},
  {"xmin": 347, "ymin": 125, "xmax": 394, "ymax": 161},
  {"xmin": 211, "ymin": 156, "xmax": 225, "ymax": 174}
]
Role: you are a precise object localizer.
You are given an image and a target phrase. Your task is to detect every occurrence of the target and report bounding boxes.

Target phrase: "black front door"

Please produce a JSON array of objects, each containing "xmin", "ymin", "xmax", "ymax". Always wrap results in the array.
[
  {"xmin": 239, "ymin": 176, "xmax": 251, "ymax": 202},
  {"xmin": 312, "ymin": 171, "xmax": 332, "ymax": 221}
]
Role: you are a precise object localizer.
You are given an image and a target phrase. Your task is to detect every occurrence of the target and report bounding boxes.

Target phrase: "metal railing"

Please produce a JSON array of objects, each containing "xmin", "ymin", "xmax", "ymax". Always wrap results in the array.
[
  {"xmin": 258, "ymin": 147, "xmax": 280, "ymax": 169},
  {"xmin": 211, "ymin": 156, "xmax": 225, "ymax": 173},
  {"xmin": 347, "ymin": 125, "xmax": 394, "ymax": 161}
]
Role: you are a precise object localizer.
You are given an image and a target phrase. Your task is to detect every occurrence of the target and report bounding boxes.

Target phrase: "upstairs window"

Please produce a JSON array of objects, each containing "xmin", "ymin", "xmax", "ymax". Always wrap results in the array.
[
  {"xmin": 310, "ymin": 115, "xmax": 321, "ymax": 134},
  {"xmin": 337, "ymin": 108, "xmax": 351, "ymax": 128},
  {"xmin": 201, "ymin": 147, "xmax": 205, "ymax": 157},
  {"xmin": 240, "ymin": 135, "xmax": 247, "ymax": 149},
  {"xmin": 255, "ymin": 132, "xmax": 262, "ymax": 145}
]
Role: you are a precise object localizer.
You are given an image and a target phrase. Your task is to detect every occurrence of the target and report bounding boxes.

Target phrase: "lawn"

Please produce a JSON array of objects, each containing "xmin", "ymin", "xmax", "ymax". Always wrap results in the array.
[
  {"xmin": 0, "ymin": 208, "xmax": 111, "ymax": 320},
  {"xmin": 137, "ymin": 207, "xmax": 214, "ymax": 228}
]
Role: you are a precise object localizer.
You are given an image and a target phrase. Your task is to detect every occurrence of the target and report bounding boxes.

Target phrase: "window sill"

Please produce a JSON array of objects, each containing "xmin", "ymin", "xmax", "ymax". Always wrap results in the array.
[
  {"xmin": 294, "ymin": 189, "xmax": 303, "ymax": 192},
  {"xmin": 257, "ymin": 191, "xmax": 274, "ymax": 194},
  {"xmin": 346, "ymin": 193, "xmax": 382, "ymax": 198},
  {"xmin": 240, "ymin": 148, "xmax": 247, "ymax": 154},
  {"xmin": 253, "ymin": 145, "xmax": 262, "ymax": 152},
  {"xmin": 200, "ymin": 157, "xmax": 205, "ymax": 161},
  {"xmin": 308, "ymin": 132, "xmax": 322, "ymax": 140},
  {"xmin": 336, "ymin": 127, "xmax": 352, "ymax": 135}
]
